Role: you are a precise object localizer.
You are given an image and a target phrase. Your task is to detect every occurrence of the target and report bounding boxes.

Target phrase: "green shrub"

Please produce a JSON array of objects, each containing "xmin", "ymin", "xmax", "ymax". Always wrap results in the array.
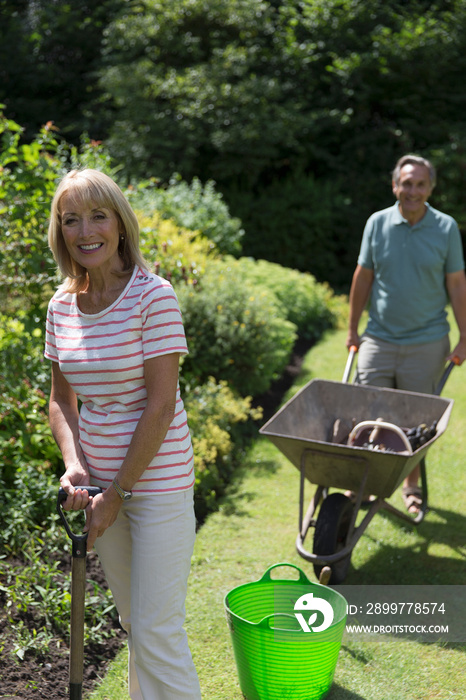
[
  {"xmin": 184, "ymin": 377, "xmax": 262, "ymax": 521},
  {"xmin": 127, "ymin": 174, "xmax": 244, "ymax": 256},
  {"xmin": 137, "ymin": 211, "xmax": 217, "ymax": 286},
  {"xmin": 0, "ymin": 115, "xmax": 62, "ymax": 318},
  {"xmin": 226, "ymin": 257, "xmax": 337, "ymax": 341},
  {"xmin": 0, "ymin": 373, "xmax": 63, "ymax": 553},
  {"xmin": 0, "ymin": 315, "xmax": 63, "ymax": 553},
  {"xmin": 178, "ymin": 259, "xmax": 297, "ymax": 397},
  {"xmin": 0, "ymin": 313, "xmax": 50, "ymax": 391}
]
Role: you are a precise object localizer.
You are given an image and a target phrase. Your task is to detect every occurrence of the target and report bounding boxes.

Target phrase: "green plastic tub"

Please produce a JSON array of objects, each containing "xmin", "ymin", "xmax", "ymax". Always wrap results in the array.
[{"xmin": 224, "ymin": 563, "xmax": 347, "ymax": 700}]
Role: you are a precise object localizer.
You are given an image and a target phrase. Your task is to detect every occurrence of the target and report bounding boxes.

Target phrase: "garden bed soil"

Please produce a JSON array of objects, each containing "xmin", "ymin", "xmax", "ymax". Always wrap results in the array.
[
  {"xmin": 0, "ymin": 552, "xmax": 126, "ymax": 699},
  {"xmin": 0, "ymin": 338, "xmax": 311, "ymax": 699}
]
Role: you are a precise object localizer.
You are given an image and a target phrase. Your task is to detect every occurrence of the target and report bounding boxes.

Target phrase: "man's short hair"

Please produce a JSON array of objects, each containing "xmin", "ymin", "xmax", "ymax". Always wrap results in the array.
[{"xmin": 392, "ymin": 155, "xmax": 437, "ymax": 189}]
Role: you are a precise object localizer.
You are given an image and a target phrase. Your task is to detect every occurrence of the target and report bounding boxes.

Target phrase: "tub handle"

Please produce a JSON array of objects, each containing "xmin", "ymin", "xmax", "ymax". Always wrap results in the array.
[
  {"xmin": 257, "ymin": 613, "xmax": 300, "ymax": 630},
  {"xmin": 259, "ymin": 562, "xmax": 311, "ymax": 585}
]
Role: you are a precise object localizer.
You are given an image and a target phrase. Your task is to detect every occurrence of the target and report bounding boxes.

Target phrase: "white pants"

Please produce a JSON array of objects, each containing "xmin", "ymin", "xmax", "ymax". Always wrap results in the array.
[{"xmin": 95, "ymin": 488, "xmax": 201, "ymax": 700}]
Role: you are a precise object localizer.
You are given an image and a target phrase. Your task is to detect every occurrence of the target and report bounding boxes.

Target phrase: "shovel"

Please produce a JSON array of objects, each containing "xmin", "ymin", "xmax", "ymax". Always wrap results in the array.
[{"xmin": 57, "ymin": 486, "xmax": 102, "ymax": 700}]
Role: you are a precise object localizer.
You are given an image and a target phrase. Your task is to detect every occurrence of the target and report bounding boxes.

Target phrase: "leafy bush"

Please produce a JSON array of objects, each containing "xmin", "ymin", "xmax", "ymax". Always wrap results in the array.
[
  {"xmin": 0, "ymin": 374, "xmax": 63, "ymax": 553},
  {"xmin": 184, "ymin": 377, "xmax": 262, "ymax": 521},
  {"xmin": 128, "ymin": 174, "xmax": 244, "ymax": 255},
  {"xmin": 137, "ymin": 211, "xmax": 216, "ymax": 286},
  {"xmin": 0, "ymin": 316, "xmax": 62, "ymax": 554},
  {"xmin": 224, "ymin": 257, "xmax": 337, "ymax": 341},
  {"xmin": 0, "ymin": 313, "xmax": 50, "ymax": 390},
  {"xmin": 0, "ymin": 115, "xmax": 63, "ymax": 318},
  {"xmin": 178, "ymin": 259, "xmax": 297, "ymax": 397}
]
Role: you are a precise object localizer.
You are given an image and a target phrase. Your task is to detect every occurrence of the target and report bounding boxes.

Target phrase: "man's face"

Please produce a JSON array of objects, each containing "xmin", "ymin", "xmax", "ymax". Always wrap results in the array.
[{"xmin": 392, "ymin": 164, "xmax": 433, "ymax": 222}]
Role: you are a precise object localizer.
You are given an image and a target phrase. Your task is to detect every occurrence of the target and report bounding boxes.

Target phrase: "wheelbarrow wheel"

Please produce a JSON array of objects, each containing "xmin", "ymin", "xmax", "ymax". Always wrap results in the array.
[{"xmin": 313, "ymin": 492, "xmax": 353, "ymax": 584}]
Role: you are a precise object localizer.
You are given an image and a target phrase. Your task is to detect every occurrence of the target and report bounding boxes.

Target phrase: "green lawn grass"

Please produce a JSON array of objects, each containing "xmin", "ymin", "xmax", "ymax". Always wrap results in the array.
[{"xmin": 88, "ymin": 320, "xmax": 465, "ymax": 699}]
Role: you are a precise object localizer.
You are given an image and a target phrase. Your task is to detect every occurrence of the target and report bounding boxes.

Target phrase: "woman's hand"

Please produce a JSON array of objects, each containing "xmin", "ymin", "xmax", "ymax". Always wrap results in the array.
[
  {"xmin": 60, "ymin": 464, "xmax": 92, "ymax": 511},
  {"xmin": 60, "ymin": 468, "xmax": 123, "ymax": 550},
  {"xmin": 83, "ymin": 487, "xmax": 123, "ymax": 551}
]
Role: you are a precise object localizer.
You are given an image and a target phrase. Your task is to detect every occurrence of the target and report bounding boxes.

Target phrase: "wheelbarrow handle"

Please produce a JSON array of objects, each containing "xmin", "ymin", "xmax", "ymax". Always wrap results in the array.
[
  {"xmin": 57, "ymin": 486, "xmax": 102, "ymax": 557},
  {"xmin": 435, "ymin": 356, "xmax": 460, "ymax": 396},
  {"xmin": 342, "ymin": 345, "xmax": 358, "ymax": 384}
]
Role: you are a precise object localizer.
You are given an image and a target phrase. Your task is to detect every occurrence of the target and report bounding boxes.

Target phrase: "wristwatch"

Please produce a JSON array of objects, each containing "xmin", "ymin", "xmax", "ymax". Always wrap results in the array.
[{"xmin": 112, "ymin": 478, "xmax": 133, "ymax": 501}]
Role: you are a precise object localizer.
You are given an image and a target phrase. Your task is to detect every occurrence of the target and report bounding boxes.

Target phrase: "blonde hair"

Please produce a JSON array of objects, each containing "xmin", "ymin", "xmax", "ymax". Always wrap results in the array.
[{"xmin": 48, "ymin": 169, "xmax": 148, "ymax": 293}]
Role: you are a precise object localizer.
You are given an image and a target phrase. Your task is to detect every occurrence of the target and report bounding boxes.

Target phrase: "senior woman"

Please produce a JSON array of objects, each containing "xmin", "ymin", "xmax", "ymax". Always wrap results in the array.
[{"xmin": 45, "ymin": 168, "xmax": 201, "ymax": 699}]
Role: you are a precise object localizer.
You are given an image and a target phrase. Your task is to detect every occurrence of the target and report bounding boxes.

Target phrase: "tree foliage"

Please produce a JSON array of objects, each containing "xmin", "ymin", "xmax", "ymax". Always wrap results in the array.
[
  {"xmin": 96, "ymin": 0, "xmax": 466, "ymax": 288},
  {"xmin": 0, "ymin": 114, "xmax": 62, "ymax": 321},
  {"xmin": 0, "ymin": 0, "xmax": 126, "ymax": 140},
  {"xmin": 3, "ymin": 1, "xmax": 466, "ymax": 288}
]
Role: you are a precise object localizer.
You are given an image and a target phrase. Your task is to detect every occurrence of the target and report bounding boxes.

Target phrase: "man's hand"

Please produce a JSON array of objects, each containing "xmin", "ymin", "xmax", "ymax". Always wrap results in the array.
[
  {"xmin": 448, "ymin": 338, "xmax": 466, "ymax": 366},
  {"xmin": 346, "ymin": 330, "xmax": 361, "ymax": 350},
  {"xmin": 446, "ymin": 270, "xmax": 466, "ymax": 365}
]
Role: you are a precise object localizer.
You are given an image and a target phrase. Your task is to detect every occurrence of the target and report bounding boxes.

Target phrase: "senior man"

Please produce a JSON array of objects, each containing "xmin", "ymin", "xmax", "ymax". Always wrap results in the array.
[{"xmin": 346, "ymin": 154, "xmax": 466, "ymax": 513}]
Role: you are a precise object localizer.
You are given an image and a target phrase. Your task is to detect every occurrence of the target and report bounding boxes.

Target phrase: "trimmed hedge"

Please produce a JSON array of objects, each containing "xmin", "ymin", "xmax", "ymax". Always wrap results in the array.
[{"xmin": 177, "ymin": 259, "xmax": 297, "ymax": 397}]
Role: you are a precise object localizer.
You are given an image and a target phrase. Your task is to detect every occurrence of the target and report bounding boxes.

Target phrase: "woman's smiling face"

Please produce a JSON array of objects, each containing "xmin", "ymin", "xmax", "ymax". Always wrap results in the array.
[{"xmin": 59, "ymin": 194, "xmax": 122, "ymax": 274}]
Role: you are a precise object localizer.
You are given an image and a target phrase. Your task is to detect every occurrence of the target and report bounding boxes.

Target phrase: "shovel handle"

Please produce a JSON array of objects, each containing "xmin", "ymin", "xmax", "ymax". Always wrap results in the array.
[{"xmin": 57, "ymin": 486, "xmax": 102, "ymax": 558}]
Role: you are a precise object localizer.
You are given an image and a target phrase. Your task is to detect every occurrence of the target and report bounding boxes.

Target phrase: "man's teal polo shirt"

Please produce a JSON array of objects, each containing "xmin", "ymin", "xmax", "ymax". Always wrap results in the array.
[{"xmin": 358, "ymin": 202, "xmax": 464, "ymax": 344}]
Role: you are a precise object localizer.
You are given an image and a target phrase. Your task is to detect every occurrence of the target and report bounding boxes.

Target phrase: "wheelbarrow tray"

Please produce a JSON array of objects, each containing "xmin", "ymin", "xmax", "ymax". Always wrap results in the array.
[{"xmin": 260, "ymin": 380, "xmax": 453, "ymax": 499}]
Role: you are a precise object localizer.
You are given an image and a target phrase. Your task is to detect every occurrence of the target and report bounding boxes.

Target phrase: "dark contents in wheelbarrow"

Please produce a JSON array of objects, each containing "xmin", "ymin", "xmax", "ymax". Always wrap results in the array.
[
  {"xmin": 406, "ymin": 421, "xmax": 438, "ymax": 450},
  {"xmin": 342, "ymin": 418, "xmax": 438, "ymax": 454}
]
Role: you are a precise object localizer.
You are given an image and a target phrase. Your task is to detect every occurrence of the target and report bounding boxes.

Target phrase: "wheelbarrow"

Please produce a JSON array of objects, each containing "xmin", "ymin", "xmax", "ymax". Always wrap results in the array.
[{"xmin": 259, "ymin": 349, "xmax": 458, "ymax": 584}]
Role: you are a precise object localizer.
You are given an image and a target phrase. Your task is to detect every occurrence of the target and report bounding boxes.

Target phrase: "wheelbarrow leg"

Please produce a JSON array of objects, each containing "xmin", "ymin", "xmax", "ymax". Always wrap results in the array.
[
  {"xmin": 417, "ymin": 456, "xmax": 428, "ymax": 522},
  {"xmin": 298, "ymin": 450, "xmax": 326, "ymax": 538}
]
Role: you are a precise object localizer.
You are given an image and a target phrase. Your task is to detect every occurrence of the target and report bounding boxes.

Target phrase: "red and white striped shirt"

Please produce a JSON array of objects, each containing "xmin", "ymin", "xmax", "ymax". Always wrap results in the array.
[{"xmin": 44, "ymin": 266, "xmax": 194, "ymax": 494}]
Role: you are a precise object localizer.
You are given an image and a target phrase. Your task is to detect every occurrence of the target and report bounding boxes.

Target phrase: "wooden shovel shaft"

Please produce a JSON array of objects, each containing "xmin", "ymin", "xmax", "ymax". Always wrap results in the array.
[
  {"xmin": 69, "ymin": 554, "xmax": 86, "ymax": 699},
  {"xmin": 56, "ymin": 487, "xmax": 102, "ymax": 699}
]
